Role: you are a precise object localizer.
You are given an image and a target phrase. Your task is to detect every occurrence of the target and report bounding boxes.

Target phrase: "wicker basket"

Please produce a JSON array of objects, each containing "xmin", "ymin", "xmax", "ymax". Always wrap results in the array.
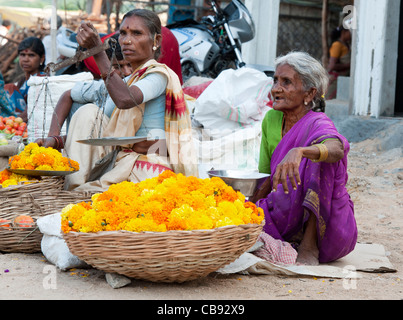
[
  {"xmin": 0, "ymin": 180, "xmax": 93, "ymax": 253},
  {"xmin": 63, "ymin": 222, "xmax": 263, "ymax": 283},
  {"xmin": 0, "ymin": 176, "xmax": 64, "ymax": 198}
]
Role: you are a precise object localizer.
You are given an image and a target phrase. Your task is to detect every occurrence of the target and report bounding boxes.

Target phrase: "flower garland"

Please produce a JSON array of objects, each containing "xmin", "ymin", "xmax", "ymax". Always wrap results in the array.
[
  {"xmin": 61, "ymin": 171, "xmax": 264, "ymax": 233},
  {"xmin": 8, "ymin": 143, "xmax": 79, "ymax": 172}
]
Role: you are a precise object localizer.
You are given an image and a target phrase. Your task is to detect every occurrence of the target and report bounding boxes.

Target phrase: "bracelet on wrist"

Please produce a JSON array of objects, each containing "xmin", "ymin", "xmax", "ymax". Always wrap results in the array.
[
  {"xmin": 49, "ymin": 136, "xmax": 64, "ymax": 151},
  {"xmin": 312, "ymin": 143, "xmax": 328, "ymax": 163},
  {"xmin": 101, "ymin": 68, "xmax": 117, "ymax": 81}
]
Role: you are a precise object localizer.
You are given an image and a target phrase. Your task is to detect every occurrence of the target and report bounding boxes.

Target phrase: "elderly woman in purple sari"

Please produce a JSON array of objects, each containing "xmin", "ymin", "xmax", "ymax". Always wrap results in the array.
[{"xmin": 250, "ymin": 52, "xmax": 357, "ymax": 266}]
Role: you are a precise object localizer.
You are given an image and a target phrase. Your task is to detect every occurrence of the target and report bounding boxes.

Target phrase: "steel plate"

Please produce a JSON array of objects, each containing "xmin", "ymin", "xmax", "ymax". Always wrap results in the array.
[
  {"xmin": 207, "ymin": 170, "xmax": 270, "ymax": 197},
  {"xmin": 76, "ymin": 136, "xmax": 155, "ymax": 146},
  {"xmin": 8, "ymin": 168, "xmax": 78, "ymax": 177}
]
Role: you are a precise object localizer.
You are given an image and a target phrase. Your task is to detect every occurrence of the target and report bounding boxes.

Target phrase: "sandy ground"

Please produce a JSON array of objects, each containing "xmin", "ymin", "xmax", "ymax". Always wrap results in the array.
[{"xmin": 0, "ymin": 115, "xmax": 402, "ymax": 301}]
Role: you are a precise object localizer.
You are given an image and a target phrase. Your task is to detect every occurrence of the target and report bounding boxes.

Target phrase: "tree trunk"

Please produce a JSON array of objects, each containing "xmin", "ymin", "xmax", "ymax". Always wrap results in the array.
[
  {"xmin": 321, "ymin": 0, "xmax": 329, "ymax": 68},
  {"xmin": 115, "ymin": 0, "xmax": 121, "ymax": 31},
  {"xmin": 149, "ymin": 0, "xmax": 155, "ymax": 12},
  {"xmin": 92, "ymin": 0, "xmax": 103, "ymax": 17}
]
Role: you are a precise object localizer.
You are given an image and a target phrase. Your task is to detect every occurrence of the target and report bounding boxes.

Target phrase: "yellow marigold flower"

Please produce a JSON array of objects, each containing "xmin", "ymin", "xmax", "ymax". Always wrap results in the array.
[
  {"xmin": 0, "ymin": 169, "xmax": 39, "ymax": 188},
  {"xmin": 8, "ymin": 143, "xmax": 79, "ymax": 172},
  {"xmin": 61, "ymin": 171, "xmax": 264, "ymax": 233}
]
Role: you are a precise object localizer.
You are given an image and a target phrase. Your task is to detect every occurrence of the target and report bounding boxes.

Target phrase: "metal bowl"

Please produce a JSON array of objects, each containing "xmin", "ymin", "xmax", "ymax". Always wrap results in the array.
[{"xmin": 207, "ymin": 170, "xmax": 270, "ymax": 197}]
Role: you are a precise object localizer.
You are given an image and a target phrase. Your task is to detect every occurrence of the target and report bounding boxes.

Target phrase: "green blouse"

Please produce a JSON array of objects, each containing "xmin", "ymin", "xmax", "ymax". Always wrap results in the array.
[
  {"xmin": 258, "ymin": 109, "xmax": 337, "ymax": 174},
  {"xmin": 258, "ymin": 109, "xmax": 283, "ymax": 174}
]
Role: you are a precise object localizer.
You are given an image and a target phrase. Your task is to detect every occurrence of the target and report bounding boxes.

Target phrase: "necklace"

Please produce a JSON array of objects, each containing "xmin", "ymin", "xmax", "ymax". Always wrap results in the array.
[{"xmin": 282, "ymin": 116, "xmax": 286, "ymax": 137}]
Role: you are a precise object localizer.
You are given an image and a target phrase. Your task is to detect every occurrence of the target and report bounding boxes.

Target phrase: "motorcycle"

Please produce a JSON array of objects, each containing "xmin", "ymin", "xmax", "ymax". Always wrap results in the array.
[
  {"xmin": 51, "ymin": 26, "xmax": 109, "ymax": 75},
  {"xmin": 167, "ymin": 0, "xmax": 274, "ymax": 80}
]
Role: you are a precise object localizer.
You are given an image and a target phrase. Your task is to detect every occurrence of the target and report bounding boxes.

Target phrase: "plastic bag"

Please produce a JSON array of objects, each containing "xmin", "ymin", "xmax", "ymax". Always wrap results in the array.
[
  {"xmin": 183, "ymin": 80, "xmax": 213, "ymax": 99},
  {"xmin": 194, "ymin": 122, "xmax": 263, "ymax": 178},
  {"xmin": 27, "ymin": 72, "xmax": 94, "ymax": 142},
  {"xmin": 193, "ymin": 68, "xmax": 272, "ymax": 136}
]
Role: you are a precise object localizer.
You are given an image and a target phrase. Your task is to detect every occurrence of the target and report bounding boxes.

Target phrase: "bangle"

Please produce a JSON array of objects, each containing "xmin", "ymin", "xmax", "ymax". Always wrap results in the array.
[
  {"xmin": 101, "ymin": 68, "xmax": 117, "ymax": 81},
  {"xmin": 312, "ymin": 143, "xmax": 328, "ymax": 163},
  {"xmin": 49, "ymin": 136, "xmax": 64, "ymax": 151}
]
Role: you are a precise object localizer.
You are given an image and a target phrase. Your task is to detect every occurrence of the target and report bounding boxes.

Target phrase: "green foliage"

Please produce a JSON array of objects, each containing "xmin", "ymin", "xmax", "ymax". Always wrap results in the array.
[{"xmin": 0, "ymin": 0, "xmax": 86, "ymax": 10}]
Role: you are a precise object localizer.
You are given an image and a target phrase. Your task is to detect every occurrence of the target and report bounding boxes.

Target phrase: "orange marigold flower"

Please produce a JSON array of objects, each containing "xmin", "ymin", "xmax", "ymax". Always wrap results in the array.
[
  {"xmin": 61, "ymin": 172, "xmax": 263, "ymax": 233},
  {"xmin": 8, "ymin": 143, "xmax": 79, "ymax": 172}
]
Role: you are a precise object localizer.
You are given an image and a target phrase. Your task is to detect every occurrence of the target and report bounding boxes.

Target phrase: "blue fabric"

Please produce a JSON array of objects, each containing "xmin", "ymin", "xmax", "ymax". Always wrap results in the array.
[
  {"xmin": 132, "ymin": 72, "xmax": 167, "ymax": 139},
  {"xmin": 0, "ymin": 73, "xmax": 16, "ymax": 117}
]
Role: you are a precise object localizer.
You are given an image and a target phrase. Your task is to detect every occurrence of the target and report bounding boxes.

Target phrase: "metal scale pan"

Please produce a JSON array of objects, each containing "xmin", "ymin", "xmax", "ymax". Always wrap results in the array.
[
  {"xmin": 8, "ymin": 168, "xmax": 78, "ymax": 177},
  {"xmin": 207, "ymin": 170, "xmax": 270, "ymax": 197},
  {"xmin": 76, "ymin": 136, "xmax": 161, "ymax": 146}
]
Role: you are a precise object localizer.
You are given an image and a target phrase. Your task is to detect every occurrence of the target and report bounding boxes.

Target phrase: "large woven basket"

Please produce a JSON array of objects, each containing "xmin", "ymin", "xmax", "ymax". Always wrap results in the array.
[
  {"xmin": 0, "ymin": 178, "xmax": 93, "ymax": 253},
  {"xmin": 63, "ymin": 222, "xmax": 263, "ymax": 283}
]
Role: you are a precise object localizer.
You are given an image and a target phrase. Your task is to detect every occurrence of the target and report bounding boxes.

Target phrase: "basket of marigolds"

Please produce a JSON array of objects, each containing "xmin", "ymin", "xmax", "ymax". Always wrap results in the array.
[
  {"xmin": 62, "ymin": 170, "xmax": 265, "ymax": 283},
  {"xmin": 0, "ymin": 143, "xmax": 86, "ymax": 253}
]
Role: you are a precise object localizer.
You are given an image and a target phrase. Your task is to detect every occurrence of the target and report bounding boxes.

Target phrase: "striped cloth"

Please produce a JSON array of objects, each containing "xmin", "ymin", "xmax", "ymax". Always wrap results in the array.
[{"xmin": 253, "ymin": 232, "xmax": 298, "ymax": 266}]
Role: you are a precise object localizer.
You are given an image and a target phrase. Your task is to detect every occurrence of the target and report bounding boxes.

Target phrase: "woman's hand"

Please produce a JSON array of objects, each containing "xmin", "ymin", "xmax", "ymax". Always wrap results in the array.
[
  {"xmin": 272, "ymin": 140, "xmax": 345, "ymax": 194},
  {"xmin": 17, "ymin": 110, "xmax": 28, "ymax": 123},
  {"xmin": 35, "ymin": 137, "xmax": 57, "ymax": 149},
  {"xmin": 75, "ymin": 22, "xmax": 102, "ymax": 50},
  {"xmin": 272, "ymin": 147, "xmax": 303, "ymax": 194}
]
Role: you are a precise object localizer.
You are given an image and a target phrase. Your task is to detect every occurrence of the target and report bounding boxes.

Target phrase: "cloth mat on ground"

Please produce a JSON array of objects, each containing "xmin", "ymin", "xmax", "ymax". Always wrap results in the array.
[{"xmin": 217, "ymin": 243, "xmax": 396, "ymax": 279}]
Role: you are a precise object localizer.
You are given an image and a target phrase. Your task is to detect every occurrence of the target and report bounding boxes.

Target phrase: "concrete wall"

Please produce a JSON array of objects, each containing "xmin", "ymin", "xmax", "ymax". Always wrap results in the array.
[
  {"xmin": 242, "ymin": 0, "xmax": 280, "ymax": 68},
  {"xmin": 241, "ymin": 0, "xmax": 401, "ymax": 119},
  {"xmin": 351, "ymin": 0, "xmax": 401, "ymax": 117}
]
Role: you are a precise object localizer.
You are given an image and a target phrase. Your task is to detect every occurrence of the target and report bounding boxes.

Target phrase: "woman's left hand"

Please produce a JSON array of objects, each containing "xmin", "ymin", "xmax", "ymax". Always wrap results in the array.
[
  {"xmin": 272, "ymin": 147, "xmax": 302, "ymax": 194},
  {"xmin": 76, "ymin": 22, "xmax": 102, "ymax": 50}
]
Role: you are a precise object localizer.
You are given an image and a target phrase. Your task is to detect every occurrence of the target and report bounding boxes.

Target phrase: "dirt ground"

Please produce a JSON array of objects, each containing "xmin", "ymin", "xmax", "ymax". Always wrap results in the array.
[{"xmin": 0, "ymin": 115, "xmax": 402, "ymax": 301}]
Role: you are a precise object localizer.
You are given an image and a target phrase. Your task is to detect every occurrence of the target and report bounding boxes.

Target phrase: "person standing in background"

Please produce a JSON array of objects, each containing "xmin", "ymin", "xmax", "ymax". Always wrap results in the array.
[
  {"xmin": 326, "ymin": 25, "xmax": 351, "ymax": 100},
  {"xmin": 4, "ymin": 37, "xmax": 46, "ymax": 122}
]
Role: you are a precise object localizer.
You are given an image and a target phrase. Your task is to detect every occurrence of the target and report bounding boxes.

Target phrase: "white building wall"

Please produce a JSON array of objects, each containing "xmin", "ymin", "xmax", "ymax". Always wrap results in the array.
[
  {"xmin": 242, "ymin": 0, "xmax": 280, "ymax": 68},
  {"xmin": 351, "ymin": 0, "xmax": 400, "ymax": 117}
]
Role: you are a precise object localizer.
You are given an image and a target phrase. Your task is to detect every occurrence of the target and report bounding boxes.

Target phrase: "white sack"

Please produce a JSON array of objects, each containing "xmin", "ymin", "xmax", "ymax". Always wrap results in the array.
[
  {"xmin": 27, "ymin": 72, "xmax": 94, "ymax": 142},
  {"xmin": 37, "ymin": 212, "xmax": 88, "ymax": 270},
  {"xmin": 193, "ymin": 68, "xmax": 272, "ymax": 136}
]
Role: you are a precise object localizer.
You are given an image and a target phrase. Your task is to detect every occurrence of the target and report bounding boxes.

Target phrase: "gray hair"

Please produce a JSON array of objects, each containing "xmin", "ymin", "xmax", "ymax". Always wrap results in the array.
[{"xmin": 274, "ymin": 51, "xmax": 329, "ymax": 112}]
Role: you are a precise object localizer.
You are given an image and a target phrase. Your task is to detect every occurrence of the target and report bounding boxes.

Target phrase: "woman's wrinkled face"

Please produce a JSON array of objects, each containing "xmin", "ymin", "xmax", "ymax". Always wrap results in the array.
[
  {"xmin": 119, "ymin": 15, "xmax": 155, "ymax": 69},
  {"xmin": 19, "ymin": 48, "xmax": 44, "ymax": 76},
  {"xmin": 271, "ymin": 64, "xmax": 308, "ymax": 112}
]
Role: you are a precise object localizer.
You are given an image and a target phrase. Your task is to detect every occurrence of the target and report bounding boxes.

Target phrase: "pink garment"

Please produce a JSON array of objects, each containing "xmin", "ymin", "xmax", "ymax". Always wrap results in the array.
[
  {"xmin": 253, "ymin": 232, "xmax": 298, "ymax": 265},
  {"xmin": 258, "ymin": 110, "xmax": 357, "ymax": 263}
]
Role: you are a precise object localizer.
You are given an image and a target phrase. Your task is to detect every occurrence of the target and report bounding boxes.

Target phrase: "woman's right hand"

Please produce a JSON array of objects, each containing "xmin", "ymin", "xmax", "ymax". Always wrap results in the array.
[
  {"xmin": 76, "ymin": 22, "xmax": 102, "ymax": 50},
  {"xmin": 272, "ymin": 147, "xmax": 303, "ymax": 194},
  {"xmin": 35, "ymin": 137, "xmax": 57, "ymax": 149}
]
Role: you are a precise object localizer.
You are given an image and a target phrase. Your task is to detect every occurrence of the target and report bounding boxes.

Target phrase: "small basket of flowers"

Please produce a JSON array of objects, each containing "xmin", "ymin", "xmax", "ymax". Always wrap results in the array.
[{"xmin": 0, "ymin": 143, "xmax": 88, "ymax": 253}]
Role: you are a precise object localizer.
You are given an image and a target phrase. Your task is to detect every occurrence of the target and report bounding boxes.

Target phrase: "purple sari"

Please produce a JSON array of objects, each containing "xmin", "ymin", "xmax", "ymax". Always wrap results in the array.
[{"xmin": 257, "ymin": 110, "xmax": 357, "ymax": 263}]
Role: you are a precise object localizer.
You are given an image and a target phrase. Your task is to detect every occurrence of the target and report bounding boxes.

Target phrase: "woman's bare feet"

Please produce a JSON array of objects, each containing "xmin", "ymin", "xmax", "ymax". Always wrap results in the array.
[
  {"xmin": 296, "ymin": 212, "xmax": 320, "ymax": 265},
  {"xmin": 296, "ymin": 244, "xmax": 319, "ymax": 265}
]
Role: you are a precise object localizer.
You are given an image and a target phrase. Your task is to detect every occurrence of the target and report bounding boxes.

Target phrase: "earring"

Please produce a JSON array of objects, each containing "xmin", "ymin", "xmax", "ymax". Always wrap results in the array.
[
  {"xmin": 304, "ymin": 101, "xmax": 308, "ymax": 106},
  {"xmin": 153, "ymin": 46, "xmax": 157, "ymax": 51}
]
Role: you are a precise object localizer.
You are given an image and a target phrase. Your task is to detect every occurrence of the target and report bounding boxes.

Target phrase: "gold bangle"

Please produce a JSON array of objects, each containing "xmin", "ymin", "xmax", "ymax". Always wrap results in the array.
[{"xmin": 312, "ymin": 143, "xmax": 328, "ymax": 163}]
